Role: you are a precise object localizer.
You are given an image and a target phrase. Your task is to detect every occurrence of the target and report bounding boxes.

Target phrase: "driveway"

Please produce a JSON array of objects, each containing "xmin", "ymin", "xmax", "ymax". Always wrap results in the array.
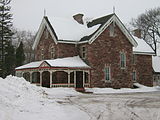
[{"xmin": 67, "ymin": 91, "xmax": 160, "ymax": 120}]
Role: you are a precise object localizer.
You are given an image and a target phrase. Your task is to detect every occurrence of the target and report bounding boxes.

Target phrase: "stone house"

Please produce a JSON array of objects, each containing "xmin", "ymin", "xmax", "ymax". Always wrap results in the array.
[{"xmin": 15, "ymin": 13, "xmax": 154, "ymax": 89}]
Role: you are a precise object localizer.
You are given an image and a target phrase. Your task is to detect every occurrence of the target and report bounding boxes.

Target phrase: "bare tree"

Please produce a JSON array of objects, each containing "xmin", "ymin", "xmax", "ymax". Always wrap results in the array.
[
  {"xmin": 13, "ymin": 28, "xmax": 35, "ymax": 63},
  {"xmin": 130, "ymin": 7, "xmax": 160, "ymax": 55}
]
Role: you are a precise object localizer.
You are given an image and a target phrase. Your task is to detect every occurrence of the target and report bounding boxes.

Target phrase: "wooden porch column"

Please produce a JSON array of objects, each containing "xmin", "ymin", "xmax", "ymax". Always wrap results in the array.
[
  {"xmin": 88, "ymin": 70, "xmax": 91, "ymax": 87},
  {"xmin": 30, "ymin": 71, "xmax": 33, "ymax": 83},
  {"xmin": 68, "ymin": 71, "xmax": 71, "ymax": 87},
  {"xmin": 74, "ymin": 71, "xmax": 76, "ymax": 88},
  {"xmin": 83, "ymin": 71, "xmax": 85, "ymax": 88},
  {"xmin": 40, "ymin": 71, "xmax": 42, "ymax": 86},
  {"xmin": 50, "ymin": 71, "xmax": 52, "ymax": 88}
]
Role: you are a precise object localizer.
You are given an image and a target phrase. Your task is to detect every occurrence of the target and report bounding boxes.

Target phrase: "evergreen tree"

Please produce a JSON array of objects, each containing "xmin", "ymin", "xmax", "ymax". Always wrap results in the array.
[
  {"xmin": 0, "ymin": 0, "xmax": 13, "ymax": 78},
  {"xmin": 16, "ymin": 41, "xmax": 25, "ymax": 67},
  {"xmin": 4, "ymin": 41, "xmax": 15, "ymax": 76}
]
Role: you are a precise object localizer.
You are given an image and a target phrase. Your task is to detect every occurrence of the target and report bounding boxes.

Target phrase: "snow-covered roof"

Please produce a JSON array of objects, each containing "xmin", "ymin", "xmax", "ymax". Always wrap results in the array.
[
  {"xmin": 16, "ymin": 61, "xmax": 42, "ymax": 70},
  {"xmin": 152, "ymin": 56, "xmax": 160, "ymax": 73},
  {"xmin": 49, "ymin": 17, "xmax": 100, "ymax": 41},
  {"xmin": 45, "ymin": 56, "xmax": 90, "ymax": 68},
  {"xmin": 133, "ymin": 36, "xmax": 154, "ymax": 55},
  {"xmin": 16, "ymin": 56, "xmax": 90, "ymax": 70}
]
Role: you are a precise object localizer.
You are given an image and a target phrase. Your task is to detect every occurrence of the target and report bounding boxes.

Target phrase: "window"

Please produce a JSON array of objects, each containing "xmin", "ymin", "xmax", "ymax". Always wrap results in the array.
[
  {"xmin": 45, "ymin": 28, "xmax": 48, "ymax": 39},
  {"xmin": 120, "ymin": 52, "xmax": 126, "ymax": 68},
  {"xmin": 105, "ymin": 66, "xmax": 111, "ymax": 81},
  {"xmin": 50, "ymin": 46, "xmax": 55, "ymax": 58},
  {"xmin": 41, "ymin": 49, "xmax": 44, "ymax": 60},
  {"xmin": 132, "ymin": 71, "xmax": 136, "ymax": 82},
  {"xmin": 109, "ymin": 22, "xmax": 115, "ymax": 37},
  {"xmin": 132, "ymin": 54, "xmax": 136, "ymax": 64},
  {"xmin": 81, "ymin": 46, "xmax": 87, "ymax": 59}
]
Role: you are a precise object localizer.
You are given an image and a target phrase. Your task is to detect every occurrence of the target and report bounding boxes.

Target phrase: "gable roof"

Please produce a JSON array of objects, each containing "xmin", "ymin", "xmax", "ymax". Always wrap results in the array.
[
  {"xmin": 32, "ymin": 16, "xmax": 58, "ymax": 50},
  {"xmin": 87, "ymin": 14, "xmax": 138, "ymax": 46},
  {"xmin": 15, "ymin": 56, "xmax": 90, "ymax": 70},
  {"xmin": 33, "ymin": 13, "xmax": 138, "ymax": 50},
  {"xmin": 133, "ymin": 36, "xmax": 155, "ymax": 55}
]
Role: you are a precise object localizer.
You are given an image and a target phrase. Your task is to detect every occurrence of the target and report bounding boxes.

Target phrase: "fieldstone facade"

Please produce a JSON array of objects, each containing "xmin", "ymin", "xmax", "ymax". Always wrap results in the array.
[
  {"xmin": 133, "ymin": 54, "xmax": 153, "ymax": 86},
  {"xmin": 78, "ymin": 24, "xmax": 133, "ymax": 88}
]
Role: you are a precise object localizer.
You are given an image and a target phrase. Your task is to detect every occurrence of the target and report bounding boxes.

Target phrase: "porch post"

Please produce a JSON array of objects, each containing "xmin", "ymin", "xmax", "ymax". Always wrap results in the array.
[
  {"xmin": 83, "ymin": 71, "xmax": 85, "ymax": 88},
  {"xmin": 30, "ymin": 71, "xmax": 33, "ymax": 83},
  {"xmin": 68, "ymin": 71, "xmax": 71, "ymax": 87},
  {"xmin": 50, "ymin": 71, "xmax": 52, "ymax": 88},
  {"xmin": 40, "ymin": 71, "xmax": 42, "ymax": 86},
  {"xmin": 88, "ymin": 70, "xmax": 91, "ymax": 87},
  {"xmin": 74, "ymin": 71, "xmax": 76, "ymax": 88}
]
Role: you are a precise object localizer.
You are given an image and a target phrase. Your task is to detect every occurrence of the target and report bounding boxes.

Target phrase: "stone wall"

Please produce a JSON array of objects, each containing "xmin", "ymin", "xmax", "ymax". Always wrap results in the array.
[
  {"xmin": 134, "ymin": 54, "xmax": 153, "ymax": 86},
  {"xmin": 35, "ymin": 27, "xmax": 78, "ymax": 60},
  {"xmin": 57, "ymin": 43, "xmax": 78, "ymax": 58},
  {"xmin": 79, "ymin": 24, "xmax": 133, "ymax": 88},
  {"xmin": 35, "ymin": 27, "xmax": 58, "ymax": 61}
]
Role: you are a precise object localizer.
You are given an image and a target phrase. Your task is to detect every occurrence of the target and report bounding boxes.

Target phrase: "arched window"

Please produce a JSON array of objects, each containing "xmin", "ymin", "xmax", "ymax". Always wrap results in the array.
[
  {"xmin": 120, "ymin": 52, "xmax": 126, "ymax": 69},
  {"xmin": 45, "ymin": 28, "xmax": 49, "ymax": 39},
  {"xmin": 50, "ymin": 45, "xmax": 55, "ymax": 59},
  {"xmin": 41, "ymin": 48, "xmax": 44, "ymax": 60}
]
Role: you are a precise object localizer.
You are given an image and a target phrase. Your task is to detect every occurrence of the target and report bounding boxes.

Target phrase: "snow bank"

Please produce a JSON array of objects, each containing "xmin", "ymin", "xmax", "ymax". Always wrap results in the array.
[
  {"xmin": 86, "ymin": 83, "xmax": 160, "ymax": 94},
  {"xmin": 0, "ymin": 76, "xmax": 85, "ymax": 120}
]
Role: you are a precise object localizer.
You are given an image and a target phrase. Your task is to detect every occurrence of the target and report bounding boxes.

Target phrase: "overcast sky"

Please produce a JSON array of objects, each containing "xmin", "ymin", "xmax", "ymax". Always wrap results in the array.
[{"xmin": 11, "ymin": 0, "xmax": 160, "ymax": 32}]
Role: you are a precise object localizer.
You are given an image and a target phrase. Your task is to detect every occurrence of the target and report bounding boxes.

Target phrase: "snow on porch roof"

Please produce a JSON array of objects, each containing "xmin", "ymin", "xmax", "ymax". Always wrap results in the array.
[{"xmin": 15, "ymin": 56, "xmax": 90, "ymax": 70}]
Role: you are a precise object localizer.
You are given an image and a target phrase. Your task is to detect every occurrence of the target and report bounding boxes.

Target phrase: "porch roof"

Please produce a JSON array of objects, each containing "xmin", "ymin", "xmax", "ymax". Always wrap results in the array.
[{"xmin": 15, "ymin": 56, "xmax": 91, "ymax": 70}]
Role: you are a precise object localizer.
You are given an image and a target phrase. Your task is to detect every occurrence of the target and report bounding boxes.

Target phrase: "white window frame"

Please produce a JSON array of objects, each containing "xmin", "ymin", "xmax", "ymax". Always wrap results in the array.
[
  {"xmin": 120, "ymin": 52, "xmax": 126, "ymax": 69},
  {"xmin": 104, "ymin": 66, "xmax": 111, "ymax": 81}
]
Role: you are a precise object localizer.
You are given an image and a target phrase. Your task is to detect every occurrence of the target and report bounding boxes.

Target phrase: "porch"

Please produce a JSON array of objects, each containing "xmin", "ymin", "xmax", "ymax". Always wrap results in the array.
[
  {"xmin": 15, "ymin": 56, "xmax": 91, "ymax": 89},
  {"xmin": 16, "ymin": 69, "xmax": 90, "ymax": 88}
]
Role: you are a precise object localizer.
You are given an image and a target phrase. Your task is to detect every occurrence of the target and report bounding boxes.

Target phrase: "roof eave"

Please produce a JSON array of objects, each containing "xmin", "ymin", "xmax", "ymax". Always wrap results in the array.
[{"xmin": 133, "ymin": 51, "xmax": 155, "ymax": 55}]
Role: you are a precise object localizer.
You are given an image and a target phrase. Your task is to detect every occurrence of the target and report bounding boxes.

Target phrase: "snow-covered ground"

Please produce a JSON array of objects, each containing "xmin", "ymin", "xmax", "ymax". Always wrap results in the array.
[{"xmin": 0, "ymin": 76, "xmax": 160, "ymax": 120}]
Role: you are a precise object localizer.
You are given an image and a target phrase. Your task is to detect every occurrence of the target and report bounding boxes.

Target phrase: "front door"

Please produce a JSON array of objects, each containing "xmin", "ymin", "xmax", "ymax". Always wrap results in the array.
[
  {"xmin": 76, "ymin": 71, "xmax": 83, "ymax": 88},
  {"xmin": 42, "ymin": 71, "xmax": 50, "ymax": 88}
]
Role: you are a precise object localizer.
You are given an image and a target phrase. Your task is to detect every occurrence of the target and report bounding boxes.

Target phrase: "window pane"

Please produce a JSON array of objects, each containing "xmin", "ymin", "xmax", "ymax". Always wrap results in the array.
[
  {"xmin": 120, "ymin": 53, "xmax": 126, "ymax": 68},
  {"xmin": 132, "ymin": 71, "xmax": 136, "ymax": 81},
  {"xmin": 105, "ymin": 67, "xmax": 110, "ymax": 81}
]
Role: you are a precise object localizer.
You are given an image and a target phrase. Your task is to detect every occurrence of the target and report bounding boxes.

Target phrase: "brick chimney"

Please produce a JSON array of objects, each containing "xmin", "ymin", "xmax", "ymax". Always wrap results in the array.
[
  {"xmin": 132, "ymin": 29, "xmax": 142, "ymax": 38},
  {"xmin": 73, "ymin": 13, "xmax": 84, "ymax": 24}
]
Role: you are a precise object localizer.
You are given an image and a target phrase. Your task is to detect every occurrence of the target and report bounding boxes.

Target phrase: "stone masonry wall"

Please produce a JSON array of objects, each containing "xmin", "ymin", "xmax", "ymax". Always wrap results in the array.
[
  {"xmin": 57, "ymin": 43, "xmax": 78, "ymax": 58},
  {"xmin": 35, "ymin": 27, "xmax": 58, "ymax": 61},
  {"xmin": 35, "ymin": 27, "xmax": 78, "ymax": 61},
  {"xmin": 134, "ymin": 54, "xmax": 153, "ymax": 87},
  {"xmin": 79, "ymin": 24, "xmax": 133, "ymax": 88}
]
